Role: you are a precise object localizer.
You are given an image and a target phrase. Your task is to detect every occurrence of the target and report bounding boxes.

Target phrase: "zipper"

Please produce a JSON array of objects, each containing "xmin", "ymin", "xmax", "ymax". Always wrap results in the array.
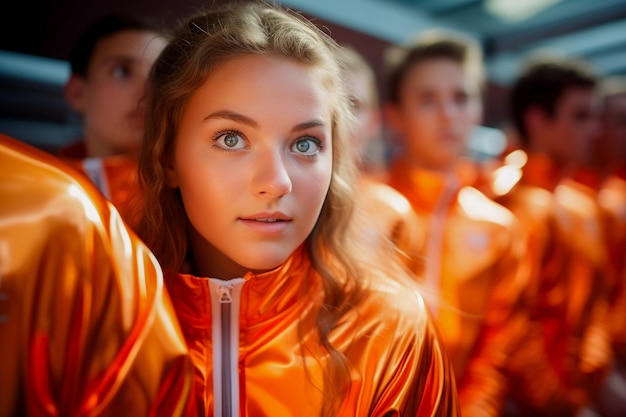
[
  {"xmin": 82, "ymin": 158, "xmax": 111, "ymax": 199},
  {"xmin": 209, "ymin": 278, "xmax": 245, "ymax": 417},
  {"xmin": 424, "ymin": 174, "xmax": 459, "ymax": 317}
]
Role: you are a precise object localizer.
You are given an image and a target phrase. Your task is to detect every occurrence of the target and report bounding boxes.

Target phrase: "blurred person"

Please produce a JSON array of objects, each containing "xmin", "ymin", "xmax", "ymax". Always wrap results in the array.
[
  {"xmin": 61, "ymin": 13, "xmax": 168, "ymax": 225},
  {"xmin": 337, "ymin": 44, "xmax": 424, "ymax": 274},
  {"xmin": 593, "ymin": 76, "xmax": 626, "ymax": 417},
  {"xmin": 0, "ymin": 133, "xmax": 192, "ymax": 416},
  {"xmin": 492, "ymin": 53, "xmax": 612, "ymax": 415},
  {"xmin": 384, "ymin": 29, "xmax": 529, "ymax": 417},
  {"xmin": 598, "ymin": 77, "xmax": 626, "ymax": 174}
]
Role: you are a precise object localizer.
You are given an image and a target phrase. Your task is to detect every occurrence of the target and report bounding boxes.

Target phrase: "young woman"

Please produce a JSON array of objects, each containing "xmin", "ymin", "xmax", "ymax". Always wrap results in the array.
[{"xmin": 137, "ymin": 2, "xmax": 458, "ymax": 416}]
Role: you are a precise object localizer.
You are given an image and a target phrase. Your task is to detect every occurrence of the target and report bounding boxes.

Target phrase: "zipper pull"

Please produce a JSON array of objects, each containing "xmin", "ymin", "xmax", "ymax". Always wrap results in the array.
[{"xmin": 218, "ymin": 285, "xmax": 233, "ymax": 303}]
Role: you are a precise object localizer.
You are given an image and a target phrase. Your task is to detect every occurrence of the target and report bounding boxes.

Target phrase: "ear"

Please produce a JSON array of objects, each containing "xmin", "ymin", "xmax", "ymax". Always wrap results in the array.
[
  {"xmin": 383, "ymin": 102, "xmax": 403, "ymax": 136},
  {"xmin": 163, "ymin": 157, "xmax": 180, "ymax": 188},
  {"xmin": 524, "ymin": 106, "xmax": 548, "ymax": 137},
  {"xmin": 64, "ymin": 75, "xmax": 87, "ymax": 113},
  {"xmin": 472, "ymin": 100, "xmax": 484, "ymax": 126},
  {"xmin": 368, "ymin": 106, "xmax": 383, "ymax": 135}
]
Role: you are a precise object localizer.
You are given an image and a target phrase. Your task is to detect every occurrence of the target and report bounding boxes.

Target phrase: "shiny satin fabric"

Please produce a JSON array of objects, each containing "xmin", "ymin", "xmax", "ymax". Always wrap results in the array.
[
  {"xmin": 60, "ymin": 149, "xmax": 143, "ymax": 230},
  {"xmin": 598, "ymin": 169, "xmax": 626, "ymax": 361},
  {"xmin": 386, "ymin": 157, "xmax": 529, "ymax": 417},
  {"xmin": 166, "ymin": 246, "xmax": 460, "ymax": 417},
  {"xmin": 492, "ymin": 152, "xmax": 613, "ymax": 414},
  {"xmin": 0, "ymin": 134, "xmax": 192, "ymax": 416},
  {"xmin": 352, "ymin": 175, "xmax": 425, "ymax": 275}
]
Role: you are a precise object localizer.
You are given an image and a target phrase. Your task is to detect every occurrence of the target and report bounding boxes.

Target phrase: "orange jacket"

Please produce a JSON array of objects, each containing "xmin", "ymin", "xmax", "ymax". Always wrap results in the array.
[
  {"xmin": 492, "ymin": 152, "xmax": 612, "ymax": 412},
  {"xmin": 0, "ymin": 134, "xmax": 192, "ymax": 417},
  {"xmin": 387, "ymin": 157, "xmax": 529, "ymax": 417},
  {"xmin": 59, "ymin": 142, "xmax": 142, "ymax": 229},
  {"xmin": 165, "ymin": 245, "xmax": 460, "ymax": 417},
  {"xmin": 353, "ymin": 175, "xmax": 425, "ymax": 274},
  {"xmin": 598, "ymin": 168, "xmax": 626, "ymax": 359}
]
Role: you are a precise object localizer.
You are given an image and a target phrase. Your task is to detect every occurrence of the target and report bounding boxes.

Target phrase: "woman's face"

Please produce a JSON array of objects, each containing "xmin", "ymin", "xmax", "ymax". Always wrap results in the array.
[{"xmin": 167, "ymin": 54, "xmax": 334, "ymax": 278}]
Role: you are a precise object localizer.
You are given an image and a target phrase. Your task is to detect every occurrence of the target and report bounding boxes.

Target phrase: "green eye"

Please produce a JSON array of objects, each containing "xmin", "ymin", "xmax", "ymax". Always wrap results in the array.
[
  {"xmin": 291, "ymin": 137, "xmax": 322, "ymax": 156},
  {"xmin": 296, "ymin": 140, "xmax": 310, "ymax": 153},
  {"xmin": 224, "ymin": 133, "xmax": 239, "ymax": 147},
  {"xmin": 214, "ymin": 131, "xmax": 246, "ymax": 150}
]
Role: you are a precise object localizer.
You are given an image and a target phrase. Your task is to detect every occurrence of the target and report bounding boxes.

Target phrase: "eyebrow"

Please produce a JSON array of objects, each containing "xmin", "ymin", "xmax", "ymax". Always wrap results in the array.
[
  {"xmin": 101, "ymin": 55, "xmax": 136, "ymax": 64},
  {"xmin": 203, "ymin": 110, "xmax": 327, "ymax": 132}
]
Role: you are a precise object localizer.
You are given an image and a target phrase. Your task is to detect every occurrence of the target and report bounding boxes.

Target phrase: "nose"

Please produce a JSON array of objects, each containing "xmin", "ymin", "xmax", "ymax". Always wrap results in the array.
[
  {"xmin": 439, "ymin": 101, "xmax": 457, "ymax": 123},
  {"xmin": 251, "ymin": 148, "xmax": 293, "ymax": 198}
]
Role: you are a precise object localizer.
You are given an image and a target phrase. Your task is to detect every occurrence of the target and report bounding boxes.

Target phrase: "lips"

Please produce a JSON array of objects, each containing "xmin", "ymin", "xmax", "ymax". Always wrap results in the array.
[
  {"xmin": 239, "ymin": 212, "xmax": 292, "ymax": 222},
  {"xmin": 238, "ymin": 212, "xmax": 292, "ymax": 235}
]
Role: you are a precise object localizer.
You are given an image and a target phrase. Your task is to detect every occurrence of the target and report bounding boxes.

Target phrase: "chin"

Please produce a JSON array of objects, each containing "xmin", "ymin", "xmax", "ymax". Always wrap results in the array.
[{"xmin": 241, "ymin": 252, "xmax": 292, "ymax": 273}]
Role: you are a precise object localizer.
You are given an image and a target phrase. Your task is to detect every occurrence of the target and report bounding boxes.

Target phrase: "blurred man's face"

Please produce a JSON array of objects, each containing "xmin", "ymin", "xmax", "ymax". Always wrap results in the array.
[
  {"xmin": 600, "ymin": 93, "xmax": 626, "ymax": 166},
  {"xmin": 387, "ymin": 58, "xmax": 482, "ymax": 172},
  {"xmin": 542, "ymin": 87, "xmax": 600, "ymax": 165}
]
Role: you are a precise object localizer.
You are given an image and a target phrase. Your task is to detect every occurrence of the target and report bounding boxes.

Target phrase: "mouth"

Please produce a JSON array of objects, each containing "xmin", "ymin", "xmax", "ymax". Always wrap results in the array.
[
  {"xmin": 238, "ymin": 213, "xmax": 292, "ymax": 234},
  {"xmin": 239, "ymin": 212, "xmax": 292, "ymax": 222}
]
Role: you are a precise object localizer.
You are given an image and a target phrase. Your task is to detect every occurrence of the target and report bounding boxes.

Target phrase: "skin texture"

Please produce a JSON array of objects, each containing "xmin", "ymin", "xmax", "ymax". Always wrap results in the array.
[
  {"xmin": 600, "ymin": 92, "xmax": 626, "ymax": 166},
  {"xmin": 386, "ymin": 58, "xmax": 482, "ymax": 172},
  {"xmin": 166, "ymin": 54, "xmax": 334, "ymax": 279},
  {"xmin": 526, "ymin": 87, "xmax": 600, "ymax": 165},
  {"xmin": 65, "ymin": 29, "xmax": 167, "ymax": 157},
  {"xmin": 344, "ymin": 69, "xmax": 381, "ymax": 160}
]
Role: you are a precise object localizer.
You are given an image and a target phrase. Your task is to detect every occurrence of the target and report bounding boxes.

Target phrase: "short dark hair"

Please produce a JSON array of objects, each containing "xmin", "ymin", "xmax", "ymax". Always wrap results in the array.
[
  {"xmin": 386, "ymin": 29, "xmax": 484, "ymax": 104},
  {"xmin": 69, "ymin": 12, "xmax": 163, "ymax": 76},
  {"xmin": 510, "ymin": 54, "xmax": 596, "ymax": 143}
]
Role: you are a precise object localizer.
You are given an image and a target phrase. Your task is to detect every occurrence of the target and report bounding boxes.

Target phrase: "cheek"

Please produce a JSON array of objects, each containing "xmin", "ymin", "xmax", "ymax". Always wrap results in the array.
[
  {"xmin": 87, "ymin": 86, "xmax": 122, "ymax": 112},
  {"xmin": 178, "ymin": 170, "xmax": 232, "ymax": 236},
  {"xmin": 466, "ymin": 105, "xmax": 482, "ymax": 125},
  {"xmin": 295, "ymin": 162, "xmax": 332, "ymax": 212}
]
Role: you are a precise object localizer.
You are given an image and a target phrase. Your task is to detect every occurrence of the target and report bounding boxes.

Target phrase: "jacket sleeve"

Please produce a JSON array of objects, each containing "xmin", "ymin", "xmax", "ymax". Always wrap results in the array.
[
  {"xmin": 456, "ymin": 222, "xmax": 530, "ymax": 417},
  {"xmin": 503, "ymin": 214, "xmax": 576, "ymax": 414},
  {"xmin": 369, "ymin": 294, "xmax": 461, "ymax": 417},
  {"xmin": 0, "ymin": 136, "xmax": 192, "ymax": 417}
]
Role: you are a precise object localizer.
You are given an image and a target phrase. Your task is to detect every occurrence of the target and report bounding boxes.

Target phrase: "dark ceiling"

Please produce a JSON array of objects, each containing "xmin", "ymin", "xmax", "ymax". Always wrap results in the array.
[
  {"xmin": 0, "ymin": 0, "xmax": 625, "ymax": 151},
  {"xmin": 2, "ymin": 0, "xmax": 625, "ymax": 85},
  {"xmin": 281, "ymin": 0, "xmax": 626, "ymax": 85}
]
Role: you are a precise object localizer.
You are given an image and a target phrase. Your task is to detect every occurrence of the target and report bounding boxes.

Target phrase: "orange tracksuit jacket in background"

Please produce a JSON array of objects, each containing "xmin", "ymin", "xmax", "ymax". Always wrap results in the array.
[
  {"xmin": 387, "ymin": 157, "xmax": 529, "ymax": 417},
  {"xmin": 0, "ymin": 134, "xmax": 192, "ymax": 416},
  {"xmin": 353, "ymin": 175, "xmax": 425, "ymax": 274},
  {"xmin": 492, "ymin": 152, "xmax": 612, "ymax": 413},
  {"xmin": 598, "ymin": 168, "xmax": 626, "ymax": 360},
  {"xmin": 554, "ymin": 167, "xmax": 612, "ymax": 405},
  {"xmin": 59, "ymin": 142, "xmax": 142, "ymax": 228},
  {"xmin": 166, "ymin": 244, "xmax": 460, "ymax": 417}
]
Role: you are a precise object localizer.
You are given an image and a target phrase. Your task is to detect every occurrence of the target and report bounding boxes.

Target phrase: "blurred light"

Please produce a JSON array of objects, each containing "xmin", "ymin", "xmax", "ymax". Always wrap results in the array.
[
  {"xmin": 491, "ymin": 165, "xmax": 522, "ymax": 196},
  {"xmin": 0, "ymin": 49, "xmax": 69, "ymax": 85},
  {"xmin": 485, "ymin": 0, "xmax": 564, "ymax": 23},
  {"xmin": 503, "ymin": 149, "xmax": 528, "ymax": 169},
  {"xmin": 467, "ymin": 125, "xmax": 507, "ymax": 162}
]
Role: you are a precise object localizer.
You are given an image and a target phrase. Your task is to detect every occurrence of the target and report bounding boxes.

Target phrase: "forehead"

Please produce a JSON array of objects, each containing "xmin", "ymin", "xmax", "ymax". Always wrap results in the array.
[
  {"xmin": 556, "ymin": 87, "xmax": 597, "ymax": 110},
  {"xmin": 89, "ymin": 29, "xmax": 164, "ymax": 66},
  {"xmin": 605, "ymin": 93, "xmax": 626, "ymax": 113},
  {"xmin": 344, "ymin": 70, "xmax": 372, "ymax": 100},
  {"xmin": 185, "ymin": 54, "xmax": 333, "ymax": 121},
  {"xmin": 403, "ymin": 58, "xmax": 478, "ymax": 91}
]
